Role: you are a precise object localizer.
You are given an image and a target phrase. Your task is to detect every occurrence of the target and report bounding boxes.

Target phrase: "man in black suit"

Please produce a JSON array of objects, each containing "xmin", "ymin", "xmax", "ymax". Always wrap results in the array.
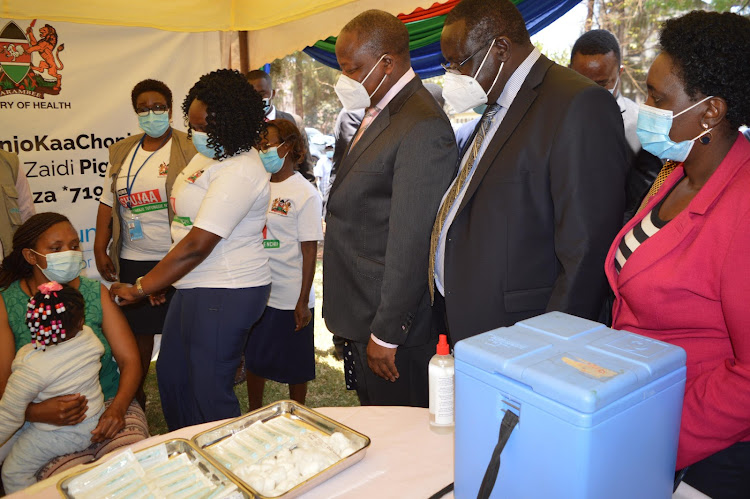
[
  {"xmin": 323, "ymin": 10, "xmax": 457, "ymax": 406},
  {"xmin": 569, "ymin": 29, "xmax": 662, "ymax": 222},
  {"xmin": 432, "ymin": 0, "xmax": 629, "ymax": 345},
  {"xmin": 246, "ymin": 70, "xmax": 315, "ymax": 183}
]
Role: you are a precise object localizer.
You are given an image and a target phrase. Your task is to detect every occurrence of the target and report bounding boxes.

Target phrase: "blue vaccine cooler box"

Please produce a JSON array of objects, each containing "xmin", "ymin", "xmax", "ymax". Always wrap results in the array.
[{"xmin": 454, "ymin": 312, "xmax": 686, "ymax": 499}]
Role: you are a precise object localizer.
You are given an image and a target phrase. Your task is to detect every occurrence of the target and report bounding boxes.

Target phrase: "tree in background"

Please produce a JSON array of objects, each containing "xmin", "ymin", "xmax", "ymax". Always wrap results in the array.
[
  {"xmin": 270, "ymin": 51, "xmax": 342, "ymax": 136},
  {"xmin": 583, "ymin": 0, "xmax": 749, "ymax": 103}
]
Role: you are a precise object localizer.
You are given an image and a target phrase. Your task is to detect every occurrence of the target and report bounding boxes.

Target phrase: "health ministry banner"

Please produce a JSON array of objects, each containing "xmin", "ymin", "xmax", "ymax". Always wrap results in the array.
[{"xmin": 0, "ymin": 18, "xmax": 220, "ymax": 280}]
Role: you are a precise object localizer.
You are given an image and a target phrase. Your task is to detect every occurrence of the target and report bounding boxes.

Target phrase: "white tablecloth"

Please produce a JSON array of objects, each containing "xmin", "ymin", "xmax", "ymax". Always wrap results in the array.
[{"xmin": 9, "ymin": 406, "xmax": 709, "ymax": 498}]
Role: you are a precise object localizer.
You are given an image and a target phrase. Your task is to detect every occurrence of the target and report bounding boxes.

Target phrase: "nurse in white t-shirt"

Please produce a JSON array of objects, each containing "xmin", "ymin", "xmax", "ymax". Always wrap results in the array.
[
  {"xmin": 110, "ymin": 69, "xmax": 271, "ymax": 431},
  {"xmin": 244, "ymin": 119, "xmax": 323, "ymax": 411}
]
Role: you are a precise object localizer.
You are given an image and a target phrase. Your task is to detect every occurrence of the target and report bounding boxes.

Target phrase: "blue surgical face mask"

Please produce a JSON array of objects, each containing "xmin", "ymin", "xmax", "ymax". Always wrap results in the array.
[
  {"xmin": 636, "ymin": 96, "xmax": 714, "ymax": 162},
  {"xmin": 192, "ymin": 131, "xmax": 223, "ymax": 159},
  {"xmin": 138, "ymin": 111, "xmax": 170, "ymax": 138},
  {"xmin": 325, "ymin": 150, "xmax": 334, "ymax": 159},
  {"xmin": 259, "ymin": 142, "xmax": 286, "ymax": 174},
  {"xmin": 262, "ymin": 98, "xmax": 272, "ymax": 116},
  {"xmin": 32, "ymin": 249, "xmax": 84, "ymax": 283}
]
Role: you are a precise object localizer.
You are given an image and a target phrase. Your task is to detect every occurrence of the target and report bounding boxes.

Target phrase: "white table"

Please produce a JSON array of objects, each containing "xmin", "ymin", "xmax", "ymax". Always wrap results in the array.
[{"xmin": 9, "ymin": 406, "xmax": 708, "ymax": 498}]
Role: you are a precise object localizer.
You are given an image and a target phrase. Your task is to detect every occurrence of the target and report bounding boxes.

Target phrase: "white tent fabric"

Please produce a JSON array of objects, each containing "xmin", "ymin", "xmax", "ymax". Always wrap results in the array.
[
  {"xmin": 224, "ymin": 0, "xmax": 436, "ymax": 69},
  {"xmin": 3, "ymin": 0, "xmax": 436, "ymax": 70}
]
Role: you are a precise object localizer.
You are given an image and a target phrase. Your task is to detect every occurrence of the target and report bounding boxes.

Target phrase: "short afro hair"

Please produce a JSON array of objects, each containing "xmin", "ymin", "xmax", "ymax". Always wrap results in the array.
[
  {"xmin": 340, "ymin": 10, "xmax": 410, "ymax": 59},
  {"xmin": 571, "ymin": 29, "xmax": 621, "ymax": 65},
  {"xmin": 660, "ymin": 10, "xmax": 750, "ymax": 130},
  {"xmin": 246, "ymin": 69, "xmax": 272, "ymax": 86},
  {"xmin": 445, "ymin": 0, "xmax": 529, "ymax": 47},
  {"xmin": 182, "ymin": 69, "xmax": 266, "ymax": 161},
  {"xmin": 131, "ymin": 79, "xmax": 173, "ymax": 112}
]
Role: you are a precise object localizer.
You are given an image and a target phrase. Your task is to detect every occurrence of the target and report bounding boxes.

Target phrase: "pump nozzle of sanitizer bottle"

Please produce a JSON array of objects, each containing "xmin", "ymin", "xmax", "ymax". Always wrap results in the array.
[{"xmin": 429, "ymin": 334, "xmax": 455, "ymax": 433}]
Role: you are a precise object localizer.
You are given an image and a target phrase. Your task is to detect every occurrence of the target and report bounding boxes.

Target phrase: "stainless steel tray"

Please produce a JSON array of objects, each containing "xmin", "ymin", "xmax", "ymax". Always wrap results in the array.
[
  {"xmin": 192, "ymin": 400, "xmax": 370, "ymax": 498},
  {"xmin": 57, "ymin": 438, "xmax": 251, "ymax": 498}
]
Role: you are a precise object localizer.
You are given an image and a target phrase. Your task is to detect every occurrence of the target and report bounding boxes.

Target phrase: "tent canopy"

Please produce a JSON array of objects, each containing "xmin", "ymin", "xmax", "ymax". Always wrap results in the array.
[
  {"xmin": 2, "ymin": 0, "xmax": 437, "ymax": 68},
  {"xmin": 304, "ymin": 0, "xmax": 581, "ymax": 78},
  {"xmin": 2, "ymin": 0, "xmax": 579, "ymax": 70}
]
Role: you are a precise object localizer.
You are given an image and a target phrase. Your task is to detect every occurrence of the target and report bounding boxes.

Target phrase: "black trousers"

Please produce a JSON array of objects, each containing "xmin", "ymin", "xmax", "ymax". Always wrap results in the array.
[
  {"xmin": 681, "ymin": 441, "xmax": 750, "ymax": 499},
  {"xmin": 349, "ymin": 330, "xmax": 438, "ymax": 408},
  {"xmin": 432, "ymin": 290, "xmax": 451, "ymax": 345}
]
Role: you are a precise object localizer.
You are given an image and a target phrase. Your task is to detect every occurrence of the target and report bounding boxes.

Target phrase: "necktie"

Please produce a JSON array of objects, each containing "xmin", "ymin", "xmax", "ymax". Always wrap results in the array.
[
  {"xmin": 636, "ymin": 160, "xmax": 678, "ymax": 214},
  {"xmin": 428, "ymin": 103, "xmax": 501, "ymax": 301},
  {"xmin": 350, "ymin": 106, "xmax": 380, "ymax": 150}
]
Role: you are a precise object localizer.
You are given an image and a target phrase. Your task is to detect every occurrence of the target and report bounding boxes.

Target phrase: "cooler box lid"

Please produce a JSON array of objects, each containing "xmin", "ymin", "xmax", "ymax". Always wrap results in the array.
[{"xmin": 454, "ymin": 312, "xmax": 686, "ymax": 413}]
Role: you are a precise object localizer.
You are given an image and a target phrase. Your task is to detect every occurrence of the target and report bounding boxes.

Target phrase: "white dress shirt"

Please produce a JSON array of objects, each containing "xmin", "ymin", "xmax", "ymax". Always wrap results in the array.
[
  {"xmin": 616, "ymin": 93, "xmax": 641, "ymax": 154},
  {"xmin": 434, "ymin": 48, "xmax": 542, "ymax": 296}
]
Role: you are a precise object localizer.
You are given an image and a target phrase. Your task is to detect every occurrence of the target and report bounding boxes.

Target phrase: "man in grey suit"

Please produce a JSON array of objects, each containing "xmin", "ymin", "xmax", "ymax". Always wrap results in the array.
[
  {"xmin": 323, "ymin": 10, "xmax": 458, "ymax": 407},
  {"xmin": 432, "ymin": 0, "xmax": 629, "ymax": 345}
]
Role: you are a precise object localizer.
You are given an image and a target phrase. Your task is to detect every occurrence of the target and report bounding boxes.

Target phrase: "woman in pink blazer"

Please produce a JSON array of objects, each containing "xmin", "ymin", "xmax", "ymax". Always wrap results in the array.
[{"xmin": 605, "ymin": 11, "xmax": 750, "ymax": 499}]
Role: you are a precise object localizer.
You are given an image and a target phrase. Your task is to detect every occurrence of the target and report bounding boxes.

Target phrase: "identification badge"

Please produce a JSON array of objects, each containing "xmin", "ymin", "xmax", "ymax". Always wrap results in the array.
[{"xmin": 127, "ymin": 217, "xmax": 144, "ymax": 241}]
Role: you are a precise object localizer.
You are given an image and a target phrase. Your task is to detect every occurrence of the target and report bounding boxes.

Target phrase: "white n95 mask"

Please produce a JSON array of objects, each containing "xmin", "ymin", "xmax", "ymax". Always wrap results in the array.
[
  {"xmin": 442, "ymin": 39, "xmax": 503, "ymax": 114},
  {"xmin": 334, "ymin": 54, "xmax": 388, "ymax": 111}
]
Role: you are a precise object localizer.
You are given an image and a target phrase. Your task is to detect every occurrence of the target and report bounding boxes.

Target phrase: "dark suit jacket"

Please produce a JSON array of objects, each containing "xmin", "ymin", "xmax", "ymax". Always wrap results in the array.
[
  {"xmin": 443, "ymin": 55, "xmax": 629, "ymax": 344},
  {"xmin": 624, "ymin": 148, "xmax": 663, "ymax": 223},
  {"xmin": 323, "ymin": 76, "xmax": 458, "ymax": 346}
]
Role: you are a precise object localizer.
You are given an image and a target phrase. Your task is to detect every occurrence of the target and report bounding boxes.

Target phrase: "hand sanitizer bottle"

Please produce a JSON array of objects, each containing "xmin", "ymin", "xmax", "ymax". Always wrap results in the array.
[{"xmin": 429, "ymin": 334, "xmax": 455, "ymax": 433}]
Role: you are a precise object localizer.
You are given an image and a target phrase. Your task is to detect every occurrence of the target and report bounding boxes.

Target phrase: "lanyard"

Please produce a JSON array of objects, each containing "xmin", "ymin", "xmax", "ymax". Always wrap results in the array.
[{"xmin": 125, "ymin": 130, "xmax": 172, "ymax": 209}]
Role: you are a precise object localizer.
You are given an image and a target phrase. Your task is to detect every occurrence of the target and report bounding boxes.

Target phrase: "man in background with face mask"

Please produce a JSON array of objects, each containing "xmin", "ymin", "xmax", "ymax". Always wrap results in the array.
[
  {"xmin": 323, "ymin": 9, "xmax": 457, "ymax": 407},
  {"xmin": 432, "ymin": 0, "xmax": 629, "ymax": 346},
  {"xmin": 246, "ymin": 70, "xmax": 316, "ymax": 184},
  {"xmin": 570, "ymin": 30, "xmax": 662, "ymax": 221},
  {"xmin": 570, "ymin": 30, "xmax": 638, "ymax": 153}
]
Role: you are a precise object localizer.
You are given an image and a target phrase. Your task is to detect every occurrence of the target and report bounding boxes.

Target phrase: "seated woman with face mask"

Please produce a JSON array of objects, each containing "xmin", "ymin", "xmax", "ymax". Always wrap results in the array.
[
  {"xmin": 604, "ymin": 11, "xmax": 750, "ymax": 498},
  {"xmin": 0, "ymin": 213, "xmax": 145, "ymax": 484}
]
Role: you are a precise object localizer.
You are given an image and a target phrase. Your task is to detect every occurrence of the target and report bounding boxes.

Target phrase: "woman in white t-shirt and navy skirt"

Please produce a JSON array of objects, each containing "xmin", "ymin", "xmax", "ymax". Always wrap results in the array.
[
  {"xmin": 94, "ymin": 79, "xmax": 197, "ymax": 409},
  {"xmin": 245, "ymin": 119, "xmax": 323, "ymax": 410},
  {"xmin": 110, "ymin": 70, "xmax": 271, "ymax": 431}
]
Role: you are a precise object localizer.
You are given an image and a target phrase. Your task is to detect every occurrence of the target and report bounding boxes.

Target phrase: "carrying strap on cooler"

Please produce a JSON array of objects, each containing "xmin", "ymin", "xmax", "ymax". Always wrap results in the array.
[
  {"xmin": 428, "ymin": 482, "xmax": 455, "ymax": 499},
  {"xmin": 427, "ymin": 410, "xmax": 519, "ymax": 499},
  {"xmin": 476, "ymin": 409, "xmax": 519, "ymax": 499}
]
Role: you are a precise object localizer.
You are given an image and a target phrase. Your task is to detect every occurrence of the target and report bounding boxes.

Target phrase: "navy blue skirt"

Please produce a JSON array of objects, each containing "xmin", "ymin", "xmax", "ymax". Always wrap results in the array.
[
  {"xmin": 119, "ymin": 258, "xmax": 174, "ymax": 336},
  {"xmin": 244, "ymin": 306, "xmax": 315, "ymax": 384}
]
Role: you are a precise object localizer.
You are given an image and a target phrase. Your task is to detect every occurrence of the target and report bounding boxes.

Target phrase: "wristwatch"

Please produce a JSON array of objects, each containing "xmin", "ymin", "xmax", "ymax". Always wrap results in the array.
[{"xmin": 135, "ymin": 276, "xmax": 146, "ymax": 297}]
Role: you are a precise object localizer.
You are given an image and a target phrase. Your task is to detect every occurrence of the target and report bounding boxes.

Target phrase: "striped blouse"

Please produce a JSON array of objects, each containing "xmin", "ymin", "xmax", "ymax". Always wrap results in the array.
[{"xmin": 615, "ymin": 198, "xmax": 671, "ymax": 273}]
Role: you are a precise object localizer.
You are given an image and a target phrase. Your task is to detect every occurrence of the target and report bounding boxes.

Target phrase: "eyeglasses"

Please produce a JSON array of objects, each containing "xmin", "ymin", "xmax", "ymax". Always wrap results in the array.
[
  {"xmin": 135, "ymin": 104, "xmax": 169, "ymax": 117},
  {"xmin": 258, "ymin": 140, "xmax": 285, "ymax": 153},
  {"xmin": 441, "ymin": 37, "xmax": 497, "ymax": 75}
]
